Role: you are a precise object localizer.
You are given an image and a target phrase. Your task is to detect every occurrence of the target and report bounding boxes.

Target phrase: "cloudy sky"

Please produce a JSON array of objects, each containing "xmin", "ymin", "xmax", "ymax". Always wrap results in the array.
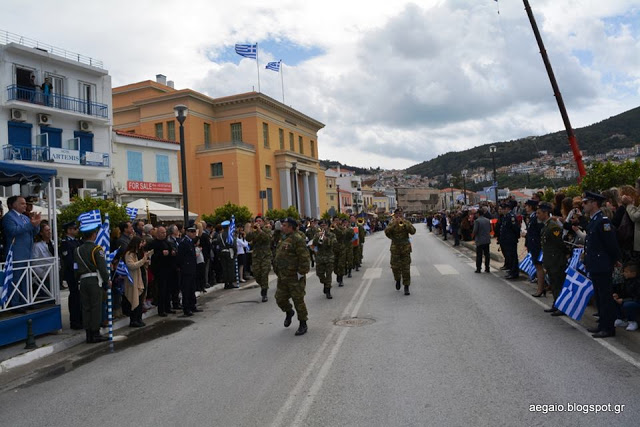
[{"xmin": 2, "ymin": 0, "xmax": 639, "ymax": 169}]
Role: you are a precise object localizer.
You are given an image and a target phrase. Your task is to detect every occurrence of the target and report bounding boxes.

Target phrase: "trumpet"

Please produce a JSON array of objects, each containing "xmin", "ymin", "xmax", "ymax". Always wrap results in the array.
[
  {"xmin": 330, "ymin": 225, "xmax": 335, "ymax": 231},
  {"xmin": 318, "ymin": 229, "xmax": 326, "ymax": 244},
  {"xmin": 357, "ymin": 218, "xmax": 365, "ymax": 225},
  {"xmin": 398, "ymin": 220, "xmax": 404, "ymax": 226},
  {"xmin": 253, "ymin": 224, "xmax": 259, "ymax": 231}
]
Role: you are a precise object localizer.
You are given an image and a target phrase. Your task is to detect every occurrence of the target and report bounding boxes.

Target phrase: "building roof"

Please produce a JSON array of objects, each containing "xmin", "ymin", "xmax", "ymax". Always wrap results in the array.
[{"xmin": 114, "ymin": 130, "xmax": 179, "ymax": 145}]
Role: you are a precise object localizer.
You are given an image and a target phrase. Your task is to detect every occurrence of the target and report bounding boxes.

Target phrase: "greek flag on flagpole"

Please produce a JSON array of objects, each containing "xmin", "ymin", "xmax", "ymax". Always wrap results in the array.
[
  {"xmin": 235, "ymin": 43, "xmax": 257, "ymax": 59},
  {"xmin": 116, "ymin": 259, "xmax": 133, "ymax": 284},
  {"xmin": 107, "ymin": 248, "xmax": 119, "ymax": 264},
  {"xmin": 227, "ymin": 216, "xmax": 236, "ymax": 245},
  {"xmin": 77, "ymin": 209, "xmax": 102, "ymax": 229},
  {"xmin": 555, "ymin": 267, "xmax": 594, "ymax": 320},
  {"xmin": 96, "ymin": 215, "xmax": 110, "ymax": 253},
  {"xmin": 1, "ymin": 243, "xmax": 14, "ymax": 306},
  {"xmin": 567, "ymin": 248, "xmax": 585, "ymax": 273},
  {"xmin": 266, "ymin": 61, "xmax": 280, "ymax": 72},
  {"xmin": 125, "ymin": 207, "xmax": 138, "ymax": 222},
  {"xmin": 518, "ymin": 253, "xmax": 537, "ymax": 279}
]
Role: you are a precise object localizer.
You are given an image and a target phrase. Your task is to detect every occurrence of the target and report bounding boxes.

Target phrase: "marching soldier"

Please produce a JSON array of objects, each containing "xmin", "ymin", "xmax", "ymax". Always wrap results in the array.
[
  {"xmin": 356, "ymin": 217, "xmax": 366, "ymax": 270},
  {"xmin": 331, "ymin": 217, "xmax": 346, "ymax": 286},
  {"xmin": 274, "ymin": 218, "xmax": 311, "ymax": 336},
  {"xmin": 305, "ymin": 219, "xmax": 319, "ymax": 268},
  {"xmin": 343, "ymin": 218, "xmax": 355, "ymax": 278},
  {"xmin": 384, "ymin": 208, "xmax": 416, "ymax": 295},
  {"xmin": 246, "ymin": 216, "xmax": 273, "ymax": 302},
  {"xmin": 74, "ymin": 222, "xmax": 110, "ymax": 343},
  {"xmin": 313, "ymin": 220, "xmax": 336, "ymax": 299},
  {"xmin": 60, "ymin": 221, "xmax": 82, "ymax": 329},
  {"xmin": 538, "ymin": 202, "xmax": 569, "ymax": 315},
  {"xmin": 349, "ymin": 215, "xmax": 360, "ymax": 272}
]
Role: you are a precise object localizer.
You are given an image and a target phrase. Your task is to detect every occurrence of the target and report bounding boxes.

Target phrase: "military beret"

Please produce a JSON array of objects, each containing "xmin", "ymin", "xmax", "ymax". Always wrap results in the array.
[
  {"xmin": 284, "ymin": 217, "xmax": 298, "ymax": 227},
  {"xmin": 394, "ymin": 208, "xmax": 403, "ymax": 214},
  {"xmin": 254, "ymin": 215, "xmax": 263, "ymax": 221},
  {"xmin": 583, "ymin": 191, "xmax": 606, "ymax": 203},
  {"xmin": 79, "ymin": 223, "xmax": 100, "ymax": 233},
  {"xmin": 62, "ymin": 221, "xmax": 77, "ymax": 230},
  {"xmin": 538, "ymin": 202, "xmax": 553, "ymax": 212},
  {"xmin": 221, "ymin": 220, "xmax": 230, "ymax": 227},
  {"xmin": 525, "ymin": 199, "xmax": 539, "ymax": 207}
]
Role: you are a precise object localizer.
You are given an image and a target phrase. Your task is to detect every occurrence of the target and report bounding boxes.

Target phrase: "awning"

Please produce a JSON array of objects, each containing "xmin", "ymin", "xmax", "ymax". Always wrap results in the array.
[
  {"xmin": 0, "ymin": 160, "xmax": 57, "ymax": 185},
  {"xmin": 125, "ymin": 198, "xmax": 197, "ymax": 221}
]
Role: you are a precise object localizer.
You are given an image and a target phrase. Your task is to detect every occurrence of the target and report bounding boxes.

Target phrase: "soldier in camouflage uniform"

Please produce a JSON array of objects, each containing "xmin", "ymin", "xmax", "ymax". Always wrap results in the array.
[
  {"xmin": 331, "ymin": 217, "xmax": 346, "ymax": 286},
  {"xmin": 384, "ymin": 208, "xmax": 416, "ymax": 295},
  {"xmin": 313, "ymin": 220, "xmax": 336, "ymax": 299},
  {"xmin": 275, "ymin": 218, "xmax": 311, "ymax": 336},
  {"xmin": 343, "ymin": 218, "xmax": 355, "ymax": 278},
  {"xmin": 356, "ymin": 217, "xmax": 366, "ymax": 270},
  {"xmin": 246, "ymin": 216, "xmax": 273, "ymax": 302}
]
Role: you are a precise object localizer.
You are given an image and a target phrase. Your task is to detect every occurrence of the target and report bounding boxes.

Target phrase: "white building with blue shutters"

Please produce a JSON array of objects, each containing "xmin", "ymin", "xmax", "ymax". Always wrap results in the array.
[
  {"xmin": 111, "ymin": 131, "xmax": 182, "ymax": 208},
  {"xmin": 0, "ymin": 31, "xmax": 112, "ymax": 206}
]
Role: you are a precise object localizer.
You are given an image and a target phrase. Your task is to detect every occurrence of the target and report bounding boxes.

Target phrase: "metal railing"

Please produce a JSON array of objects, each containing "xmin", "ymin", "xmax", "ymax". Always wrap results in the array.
[
  {"xmin": 7, "ymin": 85, "xmax": 109, "ymax": 118},
  {"xmin": 2, "ymin": 144, "xmax": 110, "ymax": 167},
  {"xmin": 0, "ymin": 257, "xmax": 59, "ymax": 312},
  {"xmin": 196, "ymin": 141, "xmax": 256, "ymax": 152},
  {"xmin": 0, "ymin": 29, "xmax": 104, "ymax": 68}
]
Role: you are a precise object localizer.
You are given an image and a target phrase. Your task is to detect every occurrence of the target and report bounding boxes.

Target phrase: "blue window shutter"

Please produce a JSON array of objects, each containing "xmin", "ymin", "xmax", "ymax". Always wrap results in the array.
[
  {"xmin": 40, "ymin": 126, "xmax": 62, "ymax": 148},
  {"xmin": 127, "ymin": 151, "xmax": 143, "ymax": 181},
  {"xmin": 156, "ymin": 154, "xmax": 170, "ymax": 183}
]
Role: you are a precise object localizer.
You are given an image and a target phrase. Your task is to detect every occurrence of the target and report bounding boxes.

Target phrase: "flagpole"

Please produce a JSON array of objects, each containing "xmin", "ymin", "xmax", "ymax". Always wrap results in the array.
[
  {"xmin": 280, "ymin": 60, "xmax": 285, "ymax": 103},
  {"xmin": 256, "ymin": 43, "xmax": 261, "ymax": 93},
  {"xmin": 104, "ymin": 213, "xmax": 114, "ymax": 347}
]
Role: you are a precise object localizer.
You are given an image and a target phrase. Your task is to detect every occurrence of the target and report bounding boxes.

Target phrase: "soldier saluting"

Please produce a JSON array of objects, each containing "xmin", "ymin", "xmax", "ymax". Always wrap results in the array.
[
  {"xmin": 74, "ymin": 222, "xmax": 110, "ymax": 343},
  {"xmin": 313, "ymin": 220, "xmax": 337, "ymax": 299},
  {"xmin": 384, "ymin": 208, "xmax": 416, "ymax": 295},
  {"xmin": 246, "ymin": 216, "xmax": 273, "ymax": 302}
]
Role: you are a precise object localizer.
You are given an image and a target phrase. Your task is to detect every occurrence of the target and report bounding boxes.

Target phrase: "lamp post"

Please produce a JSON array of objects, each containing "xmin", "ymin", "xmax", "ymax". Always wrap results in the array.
[
  {"xmin": 461, "ymin": 169, "xmax": 468, "ymax": 205},
  {"xmin": 490, "ymin": 145, "xmax": 498, "ymax": 203},
  {"xmin": 336, "ymin": 184, "xmax": 341, "ymax": 213},
  {"xmin": 449, "ymin": 183, "xmax": 454, "ymax": 209},
  {"xmin": 291, "ymin": 162, "xmax": 299, "ymax": 213},
  {"xmin": 174, "ymin": 104, "xmax": 189, "ymax": 227}
]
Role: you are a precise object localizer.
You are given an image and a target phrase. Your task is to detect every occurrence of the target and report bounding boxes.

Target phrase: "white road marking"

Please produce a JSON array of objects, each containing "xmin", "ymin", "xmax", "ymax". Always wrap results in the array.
[
  {"xmin": 434, "ymin": 264, "xmax": 459, "ymax": 275},
  {"xmin": 410, "ymin": 265, "xmax": 420, "ymax": 277},
  {"xmin": 362, "ymin": 267, "xmax": 382, "ymax": 279}
]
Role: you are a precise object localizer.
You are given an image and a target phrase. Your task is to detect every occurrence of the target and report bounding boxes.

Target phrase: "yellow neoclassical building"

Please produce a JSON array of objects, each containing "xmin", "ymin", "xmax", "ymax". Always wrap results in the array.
[{"xmin": 113, "ymin": 76, "xmax": 326, "ymax": 218}]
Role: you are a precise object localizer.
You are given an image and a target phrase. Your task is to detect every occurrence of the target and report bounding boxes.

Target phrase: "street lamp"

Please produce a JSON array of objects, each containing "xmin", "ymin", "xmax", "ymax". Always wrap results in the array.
[
  {"xmin": 336, "ymin": 184, "xmax": 341, "ymax": 214},
  {"xmin": 449, "ymin": 183, "xmax": 454, "ymax": 209},
  {"xmin": 461, "ymin": 169, "xmax": 468, "ymax": 205},
  {"xmin": 490, "ymin": 145, "xmax": 498, "ymax": 203},
  {"xmin": 291, "ymin": 162, "xmax": 299, "ymax": 213},
  {"xmin": 174, "ymin": 104, "xmax": 189, "ymax": 227}
]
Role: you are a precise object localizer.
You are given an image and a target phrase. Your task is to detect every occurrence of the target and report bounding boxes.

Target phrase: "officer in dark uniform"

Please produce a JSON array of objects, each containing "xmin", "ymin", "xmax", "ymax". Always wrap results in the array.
[
  {"xmin": 220, "ymin": 220, "xmax": 237, "ymax": 289},
  {"xmin": 177, "ymin": 225, "xmax": 199, "ymax": 316},
  {"xmin": 524, "ymin": 200, "xmax": 544, "ymax": 296},
  {"xmin": 60, "ymin": 221, "xmax": 82, "ymax": 329},
  {"xmin": 74, "ymin": 223, "xmax": 110, "ymax": 343},
  {"xmin": 582, "ymin": 191, "xmax": 622, "ymax": 338},
  {"xmin": 501, "ymin": 201, "xmax": 521, "ymax": 280}
]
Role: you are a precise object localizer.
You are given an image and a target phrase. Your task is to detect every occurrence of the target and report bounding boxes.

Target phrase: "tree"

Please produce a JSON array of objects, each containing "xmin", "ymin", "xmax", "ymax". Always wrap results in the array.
[
  {"xmin": 266, "ymin": 206, "xmax": 300, "ymax": 220},
  {"xmin": 581, "ymin": 160, "xmax": 640, "ymax": 191},
  {"xmin": 201, "ymin": 202, "xmax": 252, "ymax": 226},
  {"xmin": 57, "ymin": 197, "xmax": 129, "ymax": 236},
  {"xmin": 321, "ymin": 211, "xmax": 348, "ymax": 220}
]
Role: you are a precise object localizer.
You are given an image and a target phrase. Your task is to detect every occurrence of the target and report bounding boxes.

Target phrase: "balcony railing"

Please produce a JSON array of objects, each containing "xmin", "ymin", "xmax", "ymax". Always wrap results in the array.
[
  {"xmin": 196, "ymin": 141, "xmax": 256, "ymax": 152},
  {"xmin": 0, "ymin": 257, "xmax": 59, "ymax": 312},
  {"xmin": 2, "ymin": 144, "xmax": 110, "ymax": 167},
  {"xmin": 7, "ymin": 84, "xmax": 108, "ymax": 119}
]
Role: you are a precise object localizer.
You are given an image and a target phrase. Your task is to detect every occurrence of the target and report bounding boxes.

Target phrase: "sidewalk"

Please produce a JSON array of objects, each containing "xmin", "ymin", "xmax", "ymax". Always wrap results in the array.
[{"xmin": 0, "ymin": 278, "xmax": 262, "ymax": 375}]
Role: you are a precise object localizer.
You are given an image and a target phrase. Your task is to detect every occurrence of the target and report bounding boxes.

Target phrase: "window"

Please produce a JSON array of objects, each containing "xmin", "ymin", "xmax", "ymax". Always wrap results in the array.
[
  {"xmin": 156, "ymin": 154, "xmax": 170, "ymax": 183},
  {"xmin": 310, "ymin": 140, "xmax": 315, "ymax": 157},
  {"xmin": 231, "ymin": 123, "xmax": 242, "ymax": 142},
  {"xmin": 330, "ymin": 195, "xmax": 335, "ymax": 201},
  {"xmin": 167, "ymin": 121, "xmax": 176, "ymax": 141},
  {"xmin": 155, "ymin": 123, "xmax": 163, "ymax": 139},
  {"xmin": 289, "ymin": 132, "xmax": 294, "ymax": 150},
  {"xmin": 263, "ymin": 123, "xmax": 269, "ymax": 148},
  {"xmin": 79, "ymin": 81, "xmax": 96, "ymax": 115},
  {"xmin": 298, "ymin": 136, "xmax": 304, "ymax": 154},
  {"xmin": 279, "ymin": 129, "xmax": 284, "ymax": 149},
  {"xmin": 267, "ymin": 188, "xmax": 273, "ymax": 211},
  {"xmin": 127, "ymin": 151, "xmax": 143, "ymax": 181},
  {"xmin": 204, "ymin": 123, "xmax": 211, "ymax": 145},
  {"xmin": 210, "ymin": 162, "xmax": 223, "ymax": 177},
  {"xmin": 265, "ymin": 164, "xmax": 272, "ymax": 179}
]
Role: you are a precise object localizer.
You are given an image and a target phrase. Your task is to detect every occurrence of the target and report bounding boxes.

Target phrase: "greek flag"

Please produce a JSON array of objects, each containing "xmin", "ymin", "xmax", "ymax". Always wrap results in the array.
[
  {"xmin": 555, "ymin": 267, "xmax": 594, "ymax": 320},
  {"xmin": 518, "ymin": 253, "xmax": 537, "ymax": 279},
  {"xmin": 235, "ymin": 43, "xmax": 257, "ymax": 59},
  {"xmin": 107, "ymin": 248, "xmax": 119, "ymax": 264},
  {"xmin": 116, "ymin": 259, "xmax": 133, "ymax": 284},
  {"xmin": 125, "ymin": 207, "xmax": 138, "ymax": 221},
  {"xmin": 77, "ymin": 209, "xmax": 102, "ymax": 229},
  {"xmin": 1, "ymin": 243, "xmax": 14, "ymax": 306},
  {"xmin": 96, "ymin": 215, "xmax": 110, "ymax": 253},
  {"xmin": 227, "ymin": 216, "xmax": 236, "ymax": 245},
  {"xmin": 266, "ymin": 61, "xmax": 280, "ymax": 72},
  {"xmin": 567, "ymin": 248, "xmax": 585, "ymax": 273}
]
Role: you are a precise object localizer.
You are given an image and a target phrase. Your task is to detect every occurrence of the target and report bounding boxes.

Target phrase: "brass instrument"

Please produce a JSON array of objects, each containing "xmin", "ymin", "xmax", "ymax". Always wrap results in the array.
[
  {"xmin": 330, "ymin": 225, "xmax": 335, "ymax": 231},
  {"xmin": 253, "ymin": 224, "xmax": 259, "ymax": 231},
  {"xmin": 357, "ymin": 218, "xmax": 365, "ymax": 225},
  {"xmin": 398, "ymin": 220, "xmax": 404, "ymax": 226},
  {"xmin": 318, "ymin": 229, "xmax": 326, "ymax": 244}
]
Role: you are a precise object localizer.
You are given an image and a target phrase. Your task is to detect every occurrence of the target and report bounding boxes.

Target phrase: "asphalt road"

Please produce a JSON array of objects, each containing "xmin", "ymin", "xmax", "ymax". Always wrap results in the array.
[{"xmin": 1, "ymin": 226, "xmax": 639, "ymax": 427}]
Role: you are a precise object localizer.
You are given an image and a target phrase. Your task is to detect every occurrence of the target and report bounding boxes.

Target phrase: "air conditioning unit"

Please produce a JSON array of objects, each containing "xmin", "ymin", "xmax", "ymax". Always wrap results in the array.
[
  {"xmin": 11, "ymin": 109, "xmax": 26, "ymax": 122},
  {"xmin": 78, "ymin": 120, "xmax": 93, "ymax": 132},
  {"xmin": 80, "ymin": 188, "xmax": 98, "ymax": 198},
  {"xmin": 55, "ymin": 188, "xmax": 70, "ymax": 206},
  {"xmin": 38, "ymin": 113, "xmax": 52, "ymax": 126}
]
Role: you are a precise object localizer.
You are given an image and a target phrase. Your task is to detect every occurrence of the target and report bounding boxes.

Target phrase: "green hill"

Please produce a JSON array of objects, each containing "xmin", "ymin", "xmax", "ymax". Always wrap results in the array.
[{"xmin": 406, "ymin": 106, "xmax": 640, "ymax": 177}]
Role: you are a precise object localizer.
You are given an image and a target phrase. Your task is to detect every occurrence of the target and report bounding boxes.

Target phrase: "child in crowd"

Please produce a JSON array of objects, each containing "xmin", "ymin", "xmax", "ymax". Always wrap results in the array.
[{"xmin": 613, "ymin": 262, "xmax": 640, "ymax": 331}]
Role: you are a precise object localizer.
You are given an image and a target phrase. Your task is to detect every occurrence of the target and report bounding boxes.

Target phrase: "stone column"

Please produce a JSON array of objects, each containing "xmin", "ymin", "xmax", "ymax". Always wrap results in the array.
[
  {"xmin": 291, "ymin": 169, "xmax": 301, "ymax": 214},
  {"xmin": 308, "ymin": 172, "xmax": 320, "ymax": 218},
  {"xmin": 279, "ymin": 168, "xmax": 292, "ymax": 208},
  {"xmin": 302, "ymin": 172, "xmax": 311, "ymax": 218}
]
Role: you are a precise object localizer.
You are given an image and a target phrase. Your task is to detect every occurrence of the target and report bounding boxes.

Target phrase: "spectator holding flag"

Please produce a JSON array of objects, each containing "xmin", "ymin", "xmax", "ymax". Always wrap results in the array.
[
  {"xmin": 523, "ymin": 200, "xmax": 545, "ymax": 297},
  {"xmin": 538, "ymin": 202, "xmax": 568, "ymax": 312},
  {"xmin": 124, "ymin": 236, "xmax": 151, "ymax": 327}
]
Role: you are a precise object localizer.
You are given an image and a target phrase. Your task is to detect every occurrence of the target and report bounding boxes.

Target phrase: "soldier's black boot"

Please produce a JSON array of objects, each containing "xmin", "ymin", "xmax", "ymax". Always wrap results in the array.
[
  {"xmin": 85, "ymin": 330, "xmax": 93, "ymax": 344},
  {"xmin": 295, "ymin": 321, "xmax": 308, "ymax": 336},
  {"xmin": 338, "ymin": 276, "xmax": 344, "ymax": 287},
  {"xmin": 404, "ymin": 285, "xmax": 410, "ymax": 296},
  {"xmin": 355, "ymin": 266, "xmax": 359, "ymax": 271},
  {"xmin": 284, "ymin": 310, "xmax": 295, "ymax": 327},
  {"xmin": 92, "ymin": 330, "xmax": 108, "ymax": 342},
  {"xmin": 347, "ymin": 269, "xmax": 352, "ymax": 278},
  {"xmin": 261, "ymin": 288, "xmax": 268, "ymax": 302},
  {"xmin": 395, "ymin": 280, "xmax": 401, "ymax": 290},
  {"xmin": 325, "ymin": 288, "xmax": 333, "ymax": 299}
]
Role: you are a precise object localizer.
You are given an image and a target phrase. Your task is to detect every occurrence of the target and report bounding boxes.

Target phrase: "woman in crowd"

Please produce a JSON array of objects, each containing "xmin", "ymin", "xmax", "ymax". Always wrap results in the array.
[
  {"xmin": 32, "ymin": 223, "xmax": 58, "ymax": 288},
  {"xmin": 236, "ymin": 226, "xmax": 250, "ymax": 283},
  {"xmin": 124, "ymin": 236, "xmax": 151, "ymax": 327},
  {"xmin": 194, "ymin": 235, "xmax": 206, "ymax": 293}
]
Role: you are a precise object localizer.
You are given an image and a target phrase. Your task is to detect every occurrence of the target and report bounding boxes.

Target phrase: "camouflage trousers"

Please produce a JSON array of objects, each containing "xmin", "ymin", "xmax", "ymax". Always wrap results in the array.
[
  {"xmin": 252, "ymin": 254, "xmax": 272, "ymax": 290},
  {"xmin": 354, "ymin": 245, "xmax": 362, "ymax": 266},
  {"xmin": 390, "ymin": 244, "xmax": 412, "ymax": 286},
  {"xmin": 333, "ymin": 248, "xmax": 345, "ymax": 277},
  {"xmin": 345, "ymin": 246, "xmax": 354, "ymax": 270},
  {"xmin": 315, "ymin": 259, "xmax": 334, "ymax": 289},
  {"xmin": 275, "ymin": 276, "xmax": 308, "ymax": 321}
]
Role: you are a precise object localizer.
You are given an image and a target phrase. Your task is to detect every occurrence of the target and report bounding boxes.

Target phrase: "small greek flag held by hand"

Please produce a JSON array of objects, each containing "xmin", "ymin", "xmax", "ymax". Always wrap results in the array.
[
  {"xmin": 235, "ymin": 43, "xmax": 257, "ymax": 59},
  {"xmin": 96, "ymin": 215, "xmax": 110, "ymax": 253},
  {"xmin": 518, "ymin": 253, "xmax": 537, "ymax": 279},
  {"xmin": 77, "ymin": 209, "xmax": 102, "ymax": 229},
  {"xmin": 228, "ymin": 216, "xmax": 236, "ymax": 245},
  {"xmin": 125, "ymin": 207, "xmax": 138, "ymax": 222},
  {"xmin": 1, "ymin": 242, "xmax": 14, "ymax": 306},
  {"xmin": 116, "ymin": 259, "xmax": 133, "ymax": 284},
  {"xmin": 555, "ymin": 267, "xmax": 594, "ymax": 320},
  {"xmin": 266, "ymin": 61, "xmax": 280, "ymax": 72},
  {"xmin": 567, "ymin": 248, "xmax": 585, "ymax": 273}
]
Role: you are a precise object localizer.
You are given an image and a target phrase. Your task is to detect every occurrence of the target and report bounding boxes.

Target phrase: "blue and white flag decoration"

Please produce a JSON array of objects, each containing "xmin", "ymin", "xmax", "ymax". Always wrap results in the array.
[
  {"xmin": 235, "ymin": 43, "xmax": 257, "ymax": 59},
  {"xmin": 77, "ymin": 209, "xmax": 102, "ymax": 230},
  {"xmin": 96, "ymin": 215, "xmax": 110, "ymax": 253},
  {"xmin": 555, "ymin": 267, "xmax": 594, "ymax": 320},
  {"xmin": 1, "ymin": 243, "xmax": 14, "ymax": 306},
  {"xmin": 125, "ymin": 207, "xmax": 138, "ymax": 221},
  {"xmin": 227, "ymin": 215, "xmax": 236, "ymax": 245},
  {"xmin": 116, "ymin": 259, "xmax": 133, "ymax": 284},
  {"xmin": 518, "ymin": 253, "xmax": 537, "ymax": 279},
  {"xmin": 107, "ymin": 248, "xmax": 119, "ymax": 264},
  {"xmin": 567, "ymin": 248, "xmax": 585, "ymax": 273},
  {"xmin": 266, "ymin": 61, "xmax": 280, "ymax": 72}
]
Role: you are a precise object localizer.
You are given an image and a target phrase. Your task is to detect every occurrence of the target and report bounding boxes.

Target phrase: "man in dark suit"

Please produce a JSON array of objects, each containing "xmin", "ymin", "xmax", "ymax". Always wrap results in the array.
[
  {"xmin": 524, "ymin": 200, "xmax": 545, "ymax": 296},
  {"xmin": 501, "ymin": 201, "xmax": 521, "ymax": 280},
  {"xmin": 472, "ymin": 208, "xmax": 492, "ymax": 273},
  {"xmin": 148, "ymin": 227, "xmax": 175, "ymax": 317},
  {"xmin": 177, "ymin": 226, "xmax": 198, "ymax": 316},
  {"xmin": 60, "ymin": 221, "xmax": 82, "ymax": 328},
  {"xmin": 583, "ymin": 191, "xmax": 622, "ymax": 338},
  {"xmin": 201, "ymin": 223, "xmax": 213, "ymax": 288}
]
